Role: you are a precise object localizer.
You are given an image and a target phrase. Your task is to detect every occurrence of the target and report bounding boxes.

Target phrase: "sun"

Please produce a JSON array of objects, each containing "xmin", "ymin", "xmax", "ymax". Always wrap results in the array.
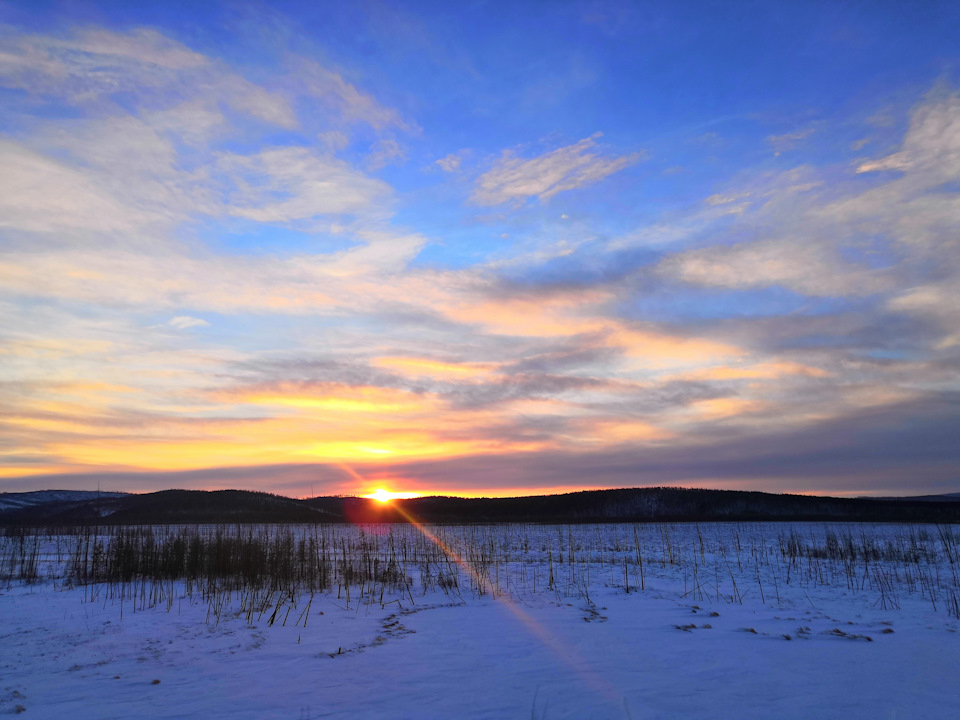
[{"xmin": 363, "ymin": 488, "xmax": 420, "ymax": 503}]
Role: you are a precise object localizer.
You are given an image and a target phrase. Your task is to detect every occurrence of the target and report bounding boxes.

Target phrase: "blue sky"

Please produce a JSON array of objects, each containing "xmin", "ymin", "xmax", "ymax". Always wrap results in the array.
[{"xmin": 1, "ymin": 0, "xmax": 959, "ymax": 497}]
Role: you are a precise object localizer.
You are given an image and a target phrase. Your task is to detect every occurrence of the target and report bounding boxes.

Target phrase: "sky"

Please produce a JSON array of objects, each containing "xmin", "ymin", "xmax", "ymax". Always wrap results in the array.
[{"xmin": 1, "ymin": 0, "xmax": 959, "ymax": 499}]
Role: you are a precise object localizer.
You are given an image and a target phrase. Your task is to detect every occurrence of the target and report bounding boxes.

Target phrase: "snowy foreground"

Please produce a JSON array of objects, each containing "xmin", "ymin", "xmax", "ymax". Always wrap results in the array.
[{"xmin": 2, "ymin": 522, "xmax": 959, "ymax": 719}]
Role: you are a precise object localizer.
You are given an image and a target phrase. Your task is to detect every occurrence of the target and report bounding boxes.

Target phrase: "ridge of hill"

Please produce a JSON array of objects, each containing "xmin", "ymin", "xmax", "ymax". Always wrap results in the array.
[{"xmin": 1, "ymin": 487, "xmax": 959, "ymax": 526}]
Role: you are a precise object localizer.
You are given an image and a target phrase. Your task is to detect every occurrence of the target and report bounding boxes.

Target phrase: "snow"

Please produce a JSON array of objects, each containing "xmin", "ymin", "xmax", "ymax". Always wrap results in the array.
[
  {"xmin": 2, "ymin": 522, "xmax": 959, "ymax": 719},
  {"xmin": 0, "ymin": 490, "xmax": 127, "ymax": 514}
]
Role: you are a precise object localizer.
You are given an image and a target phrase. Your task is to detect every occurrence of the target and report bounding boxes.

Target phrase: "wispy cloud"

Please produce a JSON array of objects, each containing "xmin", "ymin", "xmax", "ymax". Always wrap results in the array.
[
  {"xmin": 659, "ymin": 237, "xmax": 893, "ymax": 297},
  {"xmin": 219, "ymin": 147, "xmax": 393, "ymax": 223},
  {"xmin": 766, "ymin": 127, "xmax": 815, "ymax": 155},
  {"xmin": 166, "ymin": 316, "xmax": 210, "ymax": 330},
  {"xmin": 0, "ymin": 26, "xmax": 297, "ymax": 126},
  {"xmin": 0, "ymin": 141, "xmax": 148, "ymax": 234},
  {"xmin": 472, "ymin": 133, "xmax": 642, "ymax": 205},
  {"xmin": 294, "ymin": 58, "xmax": 416, "ymax": 133},
  {"xmin": 855, "ymin": 152, "xmax": 909, "ymax": 173}
]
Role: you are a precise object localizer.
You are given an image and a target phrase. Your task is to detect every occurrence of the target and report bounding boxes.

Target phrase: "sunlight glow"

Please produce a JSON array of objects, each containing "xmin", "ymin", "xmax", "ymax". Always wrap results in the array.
[{"xmin": 363, "ymin": 488, "xmax": 421, "ymax": 503}]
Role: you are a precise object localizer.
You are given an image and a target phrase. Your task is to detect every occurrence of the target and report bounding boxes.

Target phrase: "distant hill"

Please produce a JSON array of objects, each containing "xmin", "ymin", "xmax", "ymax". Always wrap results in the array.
[
  {"xmin": 0, "ymin": 489, "xmax": 129, "ymax": 510},
  {"xmin": 0, "ymin": 489, "xmax": 326, "ymax": 525},
  {"xmin": 874, "ymin": 492, "xmax": 960, "ymax": 502},
  {"xmin": 0, "ymin": 490, "xmax": 129, "ymax": 521},
  {"xmin": 1, "ymin": 487, "xmax": 959, "ymax": 526},
  {"xmin": 304, "ymin": 488, "xmax": 960, "ymax": 525}
]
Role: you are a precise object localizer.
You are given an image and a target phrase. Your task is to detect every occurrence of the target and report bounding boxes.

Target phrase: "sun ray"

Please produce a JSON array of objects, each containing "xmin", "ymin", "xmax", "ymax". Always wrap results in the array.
[
  {"xmin": 385, "ymin": 500, "xmax": 624, "ymax": 708},
  {"xmin": 362, "ymin": 488, "xmax": 421, "ymax": 503}
]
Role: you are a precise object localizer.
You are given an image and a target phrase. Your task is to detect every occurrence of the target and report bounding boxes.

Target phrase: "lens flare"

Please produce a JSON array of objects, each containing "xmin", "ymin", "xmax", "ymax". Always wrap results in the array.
[
  {"xmin": 386, "ymin": 500, "xmax": 624, "ymax": 708},
  {"xmin": 362, "ymin": 488, "xmax": 421, "ymax": 503},
  {"xmin": 341, "ymin": 462, "xmax": 623, "ymax": 710}
]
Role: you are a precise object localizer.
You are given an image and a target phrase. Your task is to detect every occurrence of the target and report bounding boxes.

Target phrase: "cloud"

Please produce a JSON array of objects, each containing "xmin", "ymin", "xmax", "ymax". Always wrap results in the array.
[
  {"xmin": 295, "ymin": 58, "xmax": 414, "ymax": 132},
  {"xmin": 0, "ymin": 141, "xmax": 145, "ymax": 235},
  {"xmin": 146, "ymin": 100, "xmax": 228, "ymax": 145},
  {"xmin": 365, "ymin": 138, "xmax": 407, "ymax": 170},
  {"xmin": 704, "ymin": 192, "xmax": 749, "ymax": 206},
  {"xmin": 874, "ymin": 93, "xmax": 960, "ymax": 185},
  {"xmin": 350, "ymin": 393, "xmax": 960, "ymax": 495},
  {"xmin": 167, "ymin": 316, "xmax": 210, "ymax": 330},
  {"xmin": 653, "ymin": 93, "xmax": 960, "ymax": 309},
  {"xmin": 2, "ymin": 17, "xmax": 958, "ymax": 499},
  {"xmin": 665, "ymin": 361, "xmax": 829, "ymax": 382},
  {"xmin": 816, "ymin": 93, "xmax": 960, "ymax": 253},
  {"xmin": 55, "ymin": 27, "xmax": 209, "ymax": 70},
  {"xmin": 0, "ymin": 128, "xmax": 396, "ymax": 256},
  {"xmin": 659, "ymin": 238, "xmax": 891, "ymax": 297},
  {"xmin": 856, "ymin": 152, "xmax": 911, "ymax": 174},
  {"xmin": 0, "ymin": 26, "xmax": 297, "ymax": 127},
  {"xmin": 18, "ymin": 391, "xmax": 952, "ymax": 497},
  {"xmin": 0, "ymin": 26, "xmax": 203, "ymax": 94},
  {"xmin": 888, "ymin": 283, "xmax": 960, "ymax": 347},
  {"xmin": 218, "ymin": 75, "xmax": 299, "ymax": 129},
  {"xmin": 0, "ymin": 248, "xmax": 345, "ymax": 313},
  {"xmin": 0, "ymin": 25, "xmax": 417, "ymax": 251},
  {"xmin": 372, "ymin": 356, "xmax": 497, "ymax": 380},
  {"xmin": 865, "ymin": 108, "xmax": 896, "ymax": 127},
  {"xmin": 767, "ymin": 127, "xmax": 815, "ymax": 155},
  {"xmin": 0, "ymin": 24, "xmax": 415, "ymax": 140},
  {"xmin": 435, "ymin": 151, "xmax": 465, "ymax": 172},
  {"xmin": 472, "ymin": 133, "xmax": 642, "ymax": 206},
  {"xmin": 323, "ymin": 230, "xmax": 428, "ymax": 276},
  {"xmin": 218, "ymin": 147, "xmax": 393, "ymax": 223},
  {"xmin": 35, "ymin": 113, "xmax": 198, "ymax": 210},
  {"xmin": 318, "ymin": 131, "xmax": 351, "ymax": 152}
]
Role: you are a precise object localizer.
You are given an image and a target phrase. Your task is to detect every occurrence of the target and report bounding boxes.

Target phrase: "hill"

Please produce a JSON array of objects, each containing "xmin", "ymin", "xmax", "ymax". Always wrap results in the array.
[{"xmin": 1, "ymin": 487, "xmax": 959, "ymax": 526}]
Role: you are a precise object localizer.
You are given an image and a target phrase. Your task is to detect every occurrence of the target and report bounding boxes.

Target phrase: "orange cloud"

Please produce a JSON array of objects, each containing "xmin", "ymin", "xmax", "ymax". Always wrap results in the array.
[
  {"xmin": 43, "ymin": 408, "xmax": 546, "ymax": 471},
  {"xmin": 568, "ymin": 417, "xmax": 674, "ymax": 445},
  {"xmin": 445, "ymin": 291, "xmax": 611, "ymax": 337},
  {"xmin": 235, "ymin": 384, "xmax": 439, "ymax": 415},
  {"xmin": 611, "ymin": 328, "xmax": 740, "ymax": 368},
  {"xmin": 0, "ymin": 338, "xmax": 114, "ymax": 358},
  {"xmin": 684, "ymin": 397, "xmax": 765, "ymax": 422},
  {"xmin": 443, "ymin": 292, "xmax": 743, "ymax": 370},
  {"xmin": 0, "ymin": 465, "xmax": 71, "ymax": 479},
  {"xmin": 5, "ymin": 415, "xmax": 111, "ymax": 436},
  {"xmin": 665, "ymin": 360, "xmax": 830, "ymax": 381},
  {"xmin": 372, "ymin": 356, "xmax": 498, "ymax": 380}
]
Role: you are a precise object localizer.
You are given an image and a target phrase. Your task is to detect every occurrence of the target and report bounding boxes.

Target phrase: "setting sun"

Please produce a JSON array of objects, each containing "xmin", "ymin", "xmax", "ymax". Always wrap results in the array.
[{"xmin": 363, "ymin": 488, "xmax": 421, "ymax": 503}]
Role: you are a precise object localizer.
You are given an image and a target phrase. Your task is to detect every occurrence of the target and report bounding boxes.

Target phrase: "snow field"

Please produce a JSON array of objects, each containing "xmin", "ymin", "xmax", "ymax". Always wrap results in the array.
[{"xmin": 2, "ymin": 522, "xmax": 959, "ymax": 719}]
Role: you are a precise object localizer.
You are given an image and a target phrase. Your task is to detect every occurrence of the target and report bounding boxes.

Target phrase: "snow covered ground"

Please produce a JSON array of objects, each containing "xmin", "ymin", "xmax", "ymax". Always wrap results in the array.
[
  {"xmin": 2, "ymin": 523, "xmax": 959, "ymax": 719},
  {"xmin": 0, "ymin": 490, "xmax": 127, "ymax": 514}
]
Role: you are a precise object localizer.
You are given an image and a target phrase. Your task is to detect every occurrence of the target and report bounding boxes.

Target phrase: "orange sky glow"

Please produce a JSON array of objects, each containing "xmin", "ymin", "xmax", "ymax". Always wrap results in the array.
[{"xmin": 2, "ymin": 9, "xmax": 959, "ymax": 499}]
